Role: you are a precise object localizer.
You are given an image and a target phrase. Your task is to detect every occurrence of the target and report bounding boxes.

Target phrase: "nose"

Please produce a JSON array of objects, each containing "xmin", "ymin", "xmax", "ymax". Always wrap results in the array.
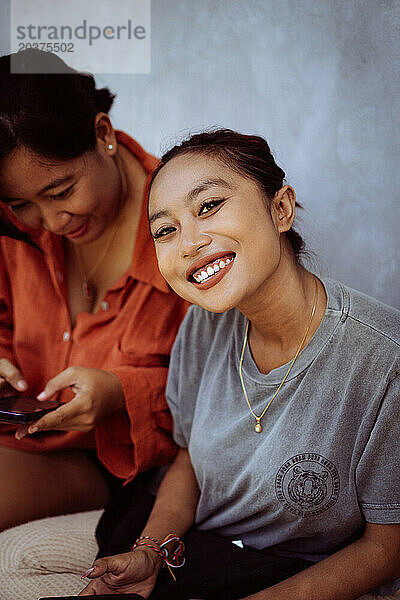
[
  {"xmin": 40, "ymin": 208, "xmax": 72, "ymax": 233},
  {"xmin": 179, "ymin": 220, "xmax": 211, "ymax": 258}
]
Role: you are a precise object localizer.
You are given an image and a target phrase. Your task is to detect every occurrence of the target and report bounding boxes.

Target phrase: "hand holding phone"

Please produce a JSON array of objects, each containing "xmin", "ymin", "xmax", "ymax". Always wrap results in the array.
[
  {"xmin": 0, "ymin": 365, "xmax": 124, "ymax": 439},
  {"xmin": 0, "ymin": 396, "xmax": 61, "ymax": 424},
  {"xmin": 14, "ymin": 366, "xmax": 125, "ymax": 438}
]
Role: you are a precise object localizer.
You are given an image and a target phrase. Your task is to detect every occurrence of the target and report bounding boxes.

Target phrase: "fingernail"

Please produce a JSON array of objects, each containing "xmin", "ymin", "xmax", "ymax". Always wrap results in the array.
[
  {"xmin": 81, "ymin": 567, "xmax": 95, "ymax": 579},
  {"xmin": 17, "ymin": 380, "xmax": 27, "ymax": 390},
  {"xmin": 15, "ymin": 432, "xmax": 24, "ymax": 440},
  {"xmin": 37, "ymin": 391, "xmax": 47, "ymax": 400},
  {"xmin": 29, "ymin": 426, "xmax": 39, "ymax": 434}
]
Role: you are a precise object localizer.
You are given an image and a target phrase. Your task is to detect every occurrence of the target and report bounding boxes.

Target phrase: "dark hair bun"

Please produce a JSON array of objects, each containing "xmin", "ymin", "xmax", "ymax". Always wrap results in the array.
[
  {"xmin": 0, "ymin": 48, "xmax": 116, "ymax": 161},
  {"xmin": 93, "ymin": 86, "xmax": 115, "ymax": 114}
]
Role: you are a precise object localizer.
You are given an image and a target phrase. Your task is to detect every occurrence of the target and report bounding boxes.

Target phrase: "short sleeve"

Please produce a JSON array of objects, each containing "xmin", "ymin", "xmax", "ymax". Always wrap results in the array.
[
  {"xmin": 166, "ymin": 306, "xmax": 201, "ymax": 448},
  {"xmin": 356, "ymin": 372, "xmax": 400, "ymax": 523}
]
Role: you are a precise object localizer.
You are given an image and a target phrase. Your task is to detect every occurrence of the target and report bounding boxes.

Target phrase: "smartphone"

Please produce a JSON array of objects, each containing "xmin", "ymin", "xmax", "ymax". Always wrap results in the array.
[{"xmin": 0, "ymin": 396, "xmax": 61, "ymax": 424}]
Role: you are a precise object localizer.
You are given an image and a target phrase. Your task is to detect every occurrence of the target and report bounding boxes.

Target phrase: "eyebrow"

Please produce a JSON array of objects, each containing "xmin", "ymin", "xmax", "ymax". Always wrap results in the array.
[
  {"xmin": 38, "ymin": 174, "xmax": 76, "ymax": 195},
  {"xmin": 149, "ymin": 177, "xmax": 233, "ymax": 225},
  {"xmin": 0, "ymin": 174, "xmax": 76, "ymax": 204}
]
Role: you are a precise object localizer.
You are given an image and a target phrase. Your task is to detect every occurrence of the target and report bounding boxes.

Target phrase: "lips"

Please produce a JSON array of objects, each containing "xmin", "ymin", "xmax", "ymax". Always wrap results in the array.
[
  {"xmin": 186, "ymin": 252, "xmax": 236, "ymax": 290},
  {"xmin": 63, "ymin": 220, "xmax": 89, "ymax": 239}
]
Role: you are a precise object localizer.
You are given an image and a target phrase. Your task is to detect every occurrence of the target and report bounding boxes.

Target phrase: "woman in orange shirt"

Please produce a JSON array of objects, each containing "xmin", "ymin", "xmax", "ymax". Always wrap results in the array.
[{"xmin": 0, "ymin": 49, "xmax": 187, "ymax": 531}]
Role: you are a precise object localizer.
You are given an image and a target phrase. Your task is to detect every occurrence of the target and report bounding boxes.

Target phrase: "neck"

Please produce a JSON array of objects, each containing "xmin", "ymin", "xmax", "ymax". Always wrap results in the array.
[
  {"xmin": 106, "ymin": 142, "xmax": 146, "ymax": 231},
  {"xmin": 237, "ymin": 249, "xmax": 325, "ymax": 355}
]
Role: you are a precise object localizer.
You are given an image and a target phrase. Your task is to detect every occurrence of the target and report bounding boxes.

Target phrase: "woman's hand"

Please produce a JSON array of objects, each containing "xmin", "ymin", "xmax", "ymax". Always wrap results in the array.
[
  {"xmin": 15, "ymin": 366, "xmax": 124, "ymax": 439},
  {"xmin": 79, "ymin": 547, "xmax": 161, "ymax": 597},
  {"xmin": 0, "ymin": 358, "xmax": 28, "ymax": 393},
  {"xmin": 79, "ymin": 448, "xmax": 198, "ymax": 596}
]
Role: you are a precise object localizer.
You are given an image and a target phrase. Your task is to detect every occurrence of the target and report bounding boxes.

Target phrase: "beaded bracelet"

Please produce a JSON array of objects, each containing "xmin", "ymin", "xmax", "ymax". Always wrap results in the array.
[{"xmin": 132, "ymin": 534, "xmax": 185, "ymax": 581}]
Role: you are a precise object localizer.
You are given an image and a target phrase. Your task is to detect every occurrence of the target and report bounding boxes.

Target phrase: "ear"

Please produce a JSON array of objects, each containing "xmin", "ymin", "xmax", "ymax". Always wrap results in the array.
[
  {"xmin": 271, "ymin": 185, "xmax": 296, "ymax": 233},
  {"xmin": 94, "ymin": 113, "xmax": 117, "ymax": 157}
]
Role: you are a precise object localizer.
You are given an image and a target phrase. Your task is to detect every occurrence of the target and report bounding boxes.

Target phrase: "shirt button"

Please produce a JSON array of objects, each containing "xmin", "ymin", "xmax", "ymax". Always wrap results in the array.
[
  {"xmin": 101, "ymin": 301, "xmax": 109, "ymax": 311},
  {"xmin": 62, "ymin": 331, "xmax": 70, "ymax": 342}
]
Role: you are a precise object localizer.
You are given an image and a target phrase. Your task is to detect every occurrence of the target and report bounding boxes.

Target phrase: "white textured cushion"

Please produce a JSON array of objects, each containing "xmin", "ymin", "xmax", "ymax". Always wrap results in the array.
[{"xmin": 0, "ymin": 509, "xmax": 102, "ymax": 600}]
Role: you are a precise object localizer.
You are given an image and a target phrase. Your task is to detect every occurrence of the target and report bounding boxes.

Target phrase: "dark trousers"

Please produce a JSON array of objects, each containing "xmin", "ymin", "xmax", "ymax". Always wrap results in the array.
[{"xmin": 96, "ymin": 475, "xmax": 312, "ymax": 600}]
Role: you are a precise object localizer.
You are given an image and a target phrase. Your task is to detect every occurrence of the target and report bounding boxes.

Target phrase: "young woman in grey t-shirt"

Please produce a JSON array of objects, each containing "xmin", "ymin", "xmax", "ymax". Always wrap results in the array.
[{"xmin": 81, "ymin": 130, "xmax": 400, "ymax": 600}]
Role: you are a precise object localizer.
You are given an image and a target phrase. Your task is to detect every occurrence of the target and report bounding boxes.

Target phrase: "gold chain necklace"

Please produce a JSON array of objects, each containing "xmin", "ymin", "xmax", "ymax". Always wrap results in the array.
[
  {"xmin": 239, "ymin": 278, "xmax": 318, "ymax": 433},
  {"xmin": 74, "ymin": 219, "xmax": 120, "ymax": 301},
  {"xmin": 73, "ymin": 149, "xmax": 129, "ymax": 302}
]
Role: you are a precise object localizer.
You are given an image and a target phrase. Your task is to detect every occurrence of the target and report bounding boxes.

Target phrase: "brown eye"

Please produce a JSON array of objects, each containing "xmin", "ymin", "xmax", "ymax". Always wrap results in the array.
[
  {"xmin": 10, "ymin": 202, "xmax": 31, "ymax": 212},
  {"xmin": 50, "ymin": 185, "xmax": 74, "ymax": 200},
  {"xmin": 198, "ymin": 198, "xmax": 224, "ymax": 216},
  {"xmin": 153, "ymin": 226, "xmax": 176, "ymax": 240}
]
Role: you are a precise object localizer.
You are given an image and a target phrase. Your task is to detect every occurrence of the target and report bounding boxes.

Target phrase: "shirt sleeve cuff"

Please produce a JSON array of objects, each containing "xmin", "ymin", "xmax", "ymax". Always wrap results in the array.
[
  {"xmin": 362, "ymin": 502, "xmax": 400, "ymax": 523},
  {"xmin": 95, "ymin": 365, "xmax": 177, "ymax": 482}
]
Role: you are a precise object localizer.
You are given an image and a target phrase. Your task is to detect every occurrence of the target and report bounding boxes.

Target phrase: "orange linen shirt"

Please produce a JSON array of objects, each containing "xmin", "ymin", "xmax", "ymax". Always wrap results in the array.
[{"xmin": 0, "ymin": 132, "xmax": 188, "ymax": 483}]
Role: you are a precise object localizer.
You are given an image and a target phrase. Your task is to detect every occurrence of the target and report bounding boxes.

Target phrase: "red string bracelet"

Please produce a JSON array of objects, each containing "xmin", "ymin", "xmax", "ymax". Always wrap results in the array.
[{"xmin": 132, "ymin": 534, "xmax": 185, "ymax": 582}]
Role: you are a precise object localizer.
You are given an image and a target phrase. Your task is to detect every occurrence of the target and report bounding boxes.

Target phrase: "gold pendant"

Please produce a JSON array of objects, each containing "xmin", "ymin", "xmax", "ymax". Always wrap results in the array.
[
  {"xmin": 82, "ymin": 280, "xmax": 93, "ymax": 300},
  {"xmin": 254, "ymin": 422, "xmax": 262, "ymax": 433}
]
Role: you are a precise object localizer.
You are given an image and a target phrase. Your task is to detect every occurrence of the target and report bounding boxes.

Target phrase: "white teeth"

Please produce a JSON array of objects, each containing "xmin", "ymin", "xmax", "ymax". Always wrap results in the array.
[{"xmin": 192, "ymin": 256, "xmax": 234, "ymax": 284}]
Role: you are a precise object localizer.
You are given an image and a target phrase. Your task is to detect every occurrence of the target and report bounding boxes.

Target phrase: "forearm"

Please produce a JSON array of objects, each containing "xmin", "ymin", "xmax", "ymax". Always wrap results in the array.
[
  {"xmin": 80, "ymin": 448, "xmax": 199, "ymax": 595},
  {"xmin": 140, "ymin": 447, "xmax": 200, "ymax": 541},
  {"xmin": 244, "ymin": 524, "xmax": 400, "ymax": 600}
]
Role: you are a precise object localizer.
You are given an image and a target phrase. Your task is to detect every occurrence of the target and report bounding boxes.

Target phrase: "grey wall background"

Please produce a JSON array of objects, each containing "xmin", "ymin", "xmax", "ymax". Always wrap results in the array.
[{"xmin": 1, "ymin": 0, "xmax": 399, "ymax": 307}]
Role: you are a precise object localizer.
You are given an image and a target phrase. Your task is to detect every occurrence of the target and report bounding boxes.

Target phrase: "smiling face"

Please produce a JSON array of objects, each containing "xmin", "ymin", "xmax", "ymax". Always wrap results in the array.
[
  {"xmin": 149, "ymin": 153, "xmax": 295, "ymax": 313},
  {"xmin": 0, "ymin": 141, "xmax": 122, "ymax": 244}
]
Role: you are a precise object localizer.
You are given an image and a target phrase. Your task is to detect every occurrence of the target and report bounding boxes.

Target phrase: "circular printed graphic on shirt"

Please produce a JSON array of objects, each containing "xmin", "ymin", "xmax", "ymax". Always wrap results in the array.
[{"xmin": 275, "ymin": 453, "xmax": 340, "ymax": 516}]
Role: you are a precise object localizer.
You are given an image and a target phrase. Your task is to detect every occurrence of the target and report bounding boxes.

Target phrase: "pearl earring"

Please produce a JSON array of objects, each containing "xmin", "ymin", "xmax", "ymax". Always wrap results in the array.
[{"xmin": 107, "ymin": 144, "xmax": 113, "ymax": 150}]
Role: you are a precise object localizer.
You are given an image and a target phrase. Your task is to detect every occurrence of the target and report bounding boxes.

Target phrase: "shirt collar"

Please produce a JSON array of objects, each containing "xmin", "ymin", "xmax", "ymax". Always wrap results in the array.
[
  {"xmin": 127, "ymin": 172, "xmax": 170, "ymax": 294},
  {"xmin": 115, "ymin": 131, "xmax": 170, "ymax": 295}
]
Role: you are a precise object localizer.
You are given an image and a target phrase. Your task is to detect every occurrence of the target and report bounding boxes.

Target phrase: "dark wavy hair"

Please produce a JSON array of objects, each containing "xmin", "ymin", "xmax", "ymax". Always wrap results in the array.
[
  {"xmin": 0, "ymin": 49, "xmax": 115, "ymax": 245},
  {"xmin": 148, "ymin": 129, "xmax": 306, "ymax": 261}
]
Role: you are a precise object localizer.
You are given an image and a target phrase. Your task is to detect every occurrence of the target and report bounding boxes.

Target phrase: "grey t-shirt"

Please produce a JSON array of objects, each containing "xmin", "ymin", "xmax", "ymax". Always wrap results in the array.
[{"xmin": 166, "ymin": 278, "xmax": 400, "ymax": 567}]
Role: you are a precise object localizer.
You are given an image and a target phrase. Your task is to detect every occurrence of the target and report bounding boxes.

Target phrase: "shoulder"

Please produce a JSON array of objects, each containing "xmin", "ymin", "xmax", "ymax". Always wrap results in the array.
[
  {"xmin": 170, "ymin": 304, "xmax": 242, "ymax": 366},
  {"xmin": 322, "ymin": 278, "xmax": 400, "ymax": 383},
  {"xmin": 115, "ymin": 130, "xmax": 158, "ymax": 173},
  {"xmin": 324, "ymin": 277, "xmax": 400, "ymax": 349},
  {"xmin": 167, "ymin": 305, "xmax": 243, "ymax": 422},
  {"xmin": 177, "ymin": 303, "xmax": 242, "ymax": 343}
]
